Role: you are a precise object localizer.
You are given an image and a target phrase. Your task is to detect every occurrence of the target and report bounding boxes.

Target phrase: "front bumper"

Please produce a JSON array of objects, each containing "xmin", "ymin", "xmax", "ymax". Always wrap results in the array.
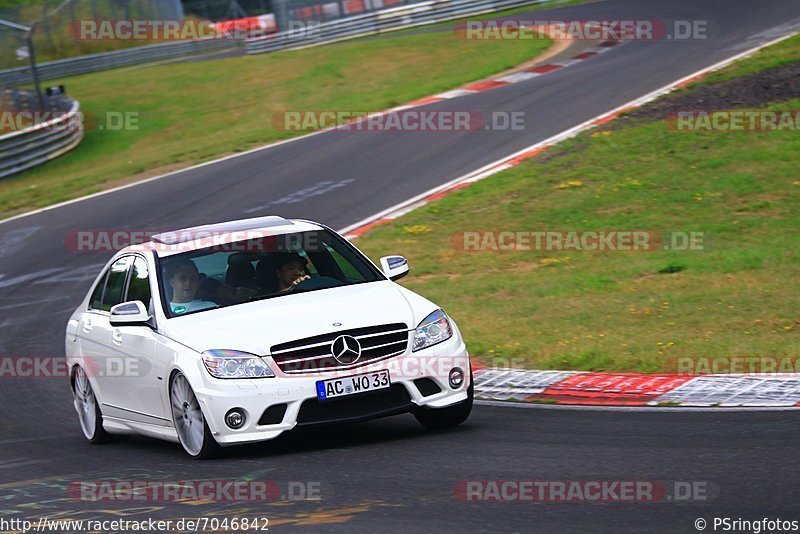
[{"xmin": 192, "ymin": 335, "xmax": 470, "ymax": 446}]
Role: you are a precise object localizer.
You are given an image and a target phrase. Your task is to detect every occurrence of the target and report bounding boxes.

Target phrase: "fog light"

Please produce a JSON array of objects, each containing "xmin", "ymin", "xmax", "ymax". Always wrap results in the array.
[
  {"xmin": 225, "ymin": 408, "xmax": 246, "ymax": 429},
  {"xmin": 449, "ymin": 367, "xmax": 464, "ymax": 389}
]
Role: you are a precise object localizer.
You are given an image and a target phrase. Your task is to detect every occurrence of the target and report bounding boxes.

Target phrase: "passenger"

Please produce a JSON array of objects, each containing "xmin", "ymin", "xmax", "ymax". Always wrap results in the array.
[
  {"xmin": 167, "ymin": 259, "xmax": 217, "ymax": 314},
  {"xmin": 273, "ymin": 252, "xmax": 311, "ymax": 292}
]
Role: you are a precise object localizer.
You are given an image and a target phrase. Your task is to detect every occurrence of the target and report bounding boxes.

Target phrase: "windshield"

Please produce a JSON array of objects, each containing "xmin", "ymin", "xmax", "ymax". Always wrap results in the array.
[{"xmin": 157, "ymin": 229, "xmax": 384, "ymax": 317}]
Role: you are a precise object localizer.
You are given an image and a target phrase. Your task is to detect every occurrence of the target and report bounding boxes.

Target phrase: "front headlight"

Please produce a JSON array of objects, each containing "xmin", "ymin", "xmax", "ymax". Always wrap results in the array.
[
  {"xmin": 412, "ymin": 309, "xmax": 453, "ymax": 352},
  {"xmin": 201, "ymin": 349, "xmax": 275, "ymax": 379}
]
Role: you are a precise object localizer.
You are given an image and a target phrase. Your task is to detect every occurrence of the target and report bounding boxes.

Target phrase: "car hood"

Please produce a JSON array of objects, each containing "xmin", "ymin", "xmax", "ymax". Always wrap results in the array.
[{"xmin": 161, "ymin": 281, "xmax": 436, "ymax": 355}]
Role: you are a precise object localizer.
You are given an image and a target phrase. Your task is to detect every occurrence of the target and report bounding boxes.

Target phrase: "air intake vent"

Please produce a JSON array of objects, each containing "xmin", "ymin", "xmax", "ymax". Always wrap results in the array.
[
  {"xmin": 258, "ymin": 403, "xmax": 288, "ymax": 425},
  {"xmin": 414, "ymin": 378, "xmax": 442, "ymax": 397}
]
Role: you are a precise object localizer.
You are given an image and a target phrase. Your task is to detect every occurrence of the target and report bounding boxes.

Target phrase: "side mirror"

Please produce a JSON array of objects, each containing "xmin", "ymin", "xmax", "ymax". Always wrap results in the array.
[
  {"xmin": 109, "ymin": 301, "xmax": 152, "ymax": 327},
  {"xmin": 380, "ymin": 255, "xmax": 409, "ymax": 281}
]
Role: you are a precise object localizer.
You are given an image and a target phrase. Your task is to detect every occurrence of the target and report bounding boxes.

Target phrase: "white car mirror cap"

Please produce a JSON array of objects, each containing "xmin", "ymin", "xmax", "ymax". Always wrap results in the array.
[
  {"xmin": 109, "ymin": 301, "xmax": 151, "ymax": 326},
  {"xmin": 380, "ymin": 255, "xmax": 409, "ymax": 281}
]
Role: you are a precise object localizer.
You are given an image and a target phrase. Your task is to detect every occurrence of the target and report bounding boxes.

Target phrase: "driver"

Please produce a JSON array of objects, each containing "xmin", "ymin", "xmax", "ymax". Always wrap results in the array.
[
  {"xmin": 273, "ymin": 252, "xmax": 311, "ymax": 292},
  {"xmin": 168, "ymin": 259, "xmax": 217, "ymax": 314}
]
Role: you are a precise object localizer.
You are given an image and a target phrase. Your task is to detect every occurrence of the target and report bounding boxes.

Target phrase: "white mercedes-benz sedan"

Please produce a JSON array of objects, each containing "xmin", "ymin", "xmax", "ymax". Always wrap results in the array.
[{"xmin": 66, "ymin": 216, "xmax": 471, "ymax": 458}]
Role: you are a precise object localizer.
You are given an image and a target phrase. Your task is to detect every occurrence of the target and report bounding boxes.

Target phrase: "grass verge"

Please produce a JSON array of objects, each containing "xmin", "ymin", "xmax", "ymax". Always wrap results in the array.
[
  {"xmin": 688, "ymin": 33, "xmax": 800, "ymax": 86},
  {"xmin": 355, "ymin": 33, "xmax": 800, "ymax": 373}
]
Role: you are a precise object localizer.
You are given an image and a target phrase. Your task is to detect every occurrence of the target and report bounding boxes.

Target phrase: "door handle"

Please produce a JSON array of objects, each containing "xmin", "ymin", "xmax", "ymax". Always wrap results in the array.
[
  {"xmin": 82, "ymin": 317, "xmax": 92, "ymax": 333},
  {"xmin": 112, "ymin": 329, "xmax": 123, "ymax": 345}
]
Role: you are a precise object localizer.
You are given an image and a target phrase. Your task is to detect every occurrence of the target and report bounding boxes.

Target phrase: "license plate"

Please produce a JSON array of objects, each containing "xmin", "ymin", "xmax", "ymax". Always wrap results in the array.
[{"xmin": 316, "ymin": 370, "xmax": 391, "ymax": 400}]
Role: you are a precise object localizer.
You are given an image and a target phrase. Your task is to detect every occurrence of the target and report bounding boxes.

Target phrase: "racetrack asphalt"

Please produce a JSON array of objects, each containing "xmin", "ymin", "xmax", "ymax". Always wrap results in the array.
[{"xmin": 1, "ymin": 0, "xmax": 799, "ymax": 530}]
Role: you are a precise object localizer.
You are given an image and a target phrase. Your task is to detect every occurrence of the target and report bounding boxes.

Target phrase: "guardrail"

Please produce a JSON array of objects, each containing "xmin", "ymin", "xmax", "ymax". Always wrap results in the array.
[
  {"xmin": 0, "ymin": 37, "xmax": 240, "ymax": 87},
  {"xmin": 0, "ymin": 99, "xmax": 83, "ymax": 179},
  {"xmin": 246, "ymin": 0, "xmax": 551, "ymax": 54}
]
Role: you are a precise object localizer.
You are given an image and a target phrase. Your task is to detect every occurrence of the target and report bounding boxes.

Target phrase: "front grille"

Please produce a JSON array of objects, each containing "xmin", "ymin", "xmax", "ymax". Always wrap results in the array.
[
  {"xmin": 270, "ymin": 323, "xmax": 409, "ymax": 374},
  {"xmin": 296, "ymin": 384, "xmax": 412, "ymax": 427}
]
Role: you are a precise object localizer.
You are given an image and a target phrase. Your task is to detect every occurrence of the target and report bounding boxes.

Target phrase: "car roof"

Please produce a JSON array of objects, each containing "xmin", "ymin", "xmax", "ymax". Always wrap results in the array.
[{"xmin": 122, "ymin": 216, "xmax": 325, "ymax": 257}]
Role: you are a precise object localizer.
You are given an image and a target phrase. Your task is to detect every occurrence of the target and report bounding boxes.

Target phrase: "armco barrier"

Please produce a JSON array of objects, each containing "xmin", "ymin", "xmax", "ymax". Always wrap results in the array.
[
  {"xmin": 246, "ymin": 0, "xmax": 552, "ymax": 54},
  {"xmin": 0, "ymin": 37, "xmax": 239, "ymax": 87},
  {"xmin": 0, "ymin": 100, "xmax": 83, "ymax": 179}
]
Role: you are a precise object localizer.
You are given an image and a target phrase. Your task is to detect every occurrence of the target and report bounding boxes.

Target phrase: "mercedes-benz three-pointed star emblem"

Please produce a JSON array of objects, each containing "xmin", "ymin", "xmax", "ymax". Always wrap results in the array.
[{"xmin": 331, "ymin": 335, "xmax": 362, "ymax": 365}]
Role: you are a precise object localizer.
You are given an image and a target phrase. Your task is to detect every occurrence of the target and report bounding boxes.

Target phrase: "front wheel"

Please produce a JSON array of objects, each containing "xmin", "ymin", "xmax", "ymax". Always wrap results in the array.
[
  {"xmin": 73, "ymin": 366, "xmax": 111, "ymax": 443},
  {"xmin": 170, "ymin": 372, "xmax": 220, "ymax": 459},
  {"xmin": 413, "ymin": 379, "xmax": 473, "ymax": 429}
]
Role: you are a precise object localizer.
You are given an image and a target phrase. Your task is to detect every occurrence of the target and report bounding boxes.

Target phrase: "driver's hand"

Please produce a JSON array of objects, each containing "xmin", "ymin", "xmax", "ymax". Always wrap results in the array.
[{"xmin": 292, "ymin": 275, "xmax": 311, "ymax": 286}]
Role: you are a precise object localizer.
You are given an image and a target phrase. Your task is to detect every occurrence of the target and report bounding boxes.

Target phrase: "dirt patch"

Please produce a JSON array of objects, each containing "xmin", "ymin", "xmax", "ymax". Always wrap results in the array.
[{"xmin": 615, "ymin": 60, "xmax": 800, "ymax": 126}]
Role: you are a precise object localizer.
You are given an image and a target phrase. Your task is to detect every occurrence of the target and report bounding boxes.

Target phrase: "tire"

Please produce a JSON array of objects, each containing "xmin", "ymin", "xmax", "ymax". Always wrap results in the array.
[
  {"xmin": 413, "ymin": 378, "xmax": 474, "ymax": 430},
  {"xmin": 169, "ymin": 372, "xmax": 220, "ymax": 459},
  {"xmin": 72, "ymin": 366, "xmax": 111, "ymax": 444}
]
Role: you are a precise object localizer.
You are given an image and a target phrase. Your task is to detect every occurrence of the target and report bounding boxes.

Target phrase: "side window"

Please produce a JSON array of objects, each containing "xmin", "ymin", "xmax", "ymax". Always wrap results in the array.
[
  {"xmin": 324, "ymin": 244, "xmax": 365, "ymax": 281},
  {"xmin": 192, "ymin": 253, "xmax": 229, "ymax": 280},
  {"xmin": 100, "ymin": 256, "xmax": 132, "ymax": 312},
  {"xmin": 126, "ymin": 257, "xmax": 152, "ymax": 309},
  {"xmin": 292, "ymin": 248, "xmax": 318, "ymax": 275},
  {"xmin": 89, "ymin": 271, "xmax": 108, "ymax": 310}
]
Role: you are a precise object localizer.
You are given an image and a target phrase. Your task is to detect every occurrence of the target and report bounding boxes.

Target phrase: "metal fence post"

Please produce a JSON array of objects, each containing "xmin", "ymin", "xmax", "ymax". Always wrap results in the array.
[{"xmin": 26, "ymin": 25, "xmax": 45, "ymax": 111}]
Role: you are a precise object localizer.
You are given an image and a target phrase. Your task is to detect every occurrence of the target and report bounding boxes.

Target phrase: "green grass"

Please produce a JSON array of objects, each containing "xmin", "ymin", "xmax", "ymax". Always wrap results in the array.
[
  {"xmin": 355, "ymin": 51, "xmax": 800, "ymax": 372},
  {"xmin": 0, "ymin": 24, "xmax": 551, "ymax": 217}
]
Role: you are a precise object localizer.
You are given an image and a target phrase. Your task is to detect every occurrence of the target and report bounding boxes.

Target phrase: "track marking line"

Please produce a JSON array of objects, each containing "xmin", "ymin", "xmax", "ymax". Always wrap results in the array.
[
  {"xmin": 339, "ymin": 30, "xmax": 799, "ymax": 238},
  {"xmin": 475, "ymin": 399, "xmax": 800, "ymax": 412},
  {"xmin": 0, "ymin": 22, "xmax": 610, "ymax": 226}
]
